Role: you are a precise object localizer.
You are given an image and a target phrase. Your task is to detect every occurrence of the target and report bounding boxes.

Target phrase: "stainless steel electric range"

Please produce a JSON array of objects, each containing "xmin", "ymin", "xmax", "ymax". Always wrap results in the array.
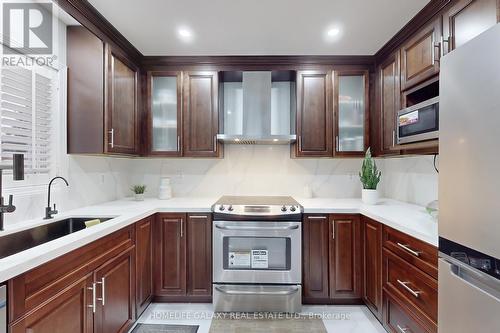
[{"xmin": 212, "ymin": 196, "xmax": 303, "ymax": 313}]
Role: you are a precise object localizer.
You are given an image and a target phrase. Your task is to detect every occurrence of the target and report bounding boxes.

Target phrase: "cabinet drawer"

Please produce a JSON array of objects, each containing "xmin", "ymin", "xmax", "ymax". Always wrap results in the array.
[
  {"xmin": 383, "ymin": 291, "xmax": 432, "ymax": 333},
  {"xmin": 383, "ymin": 248, "xmax": 437, "ymax": 324},
  {"xmin": 383, "ymin": 226, "xmax": 438, "ymax": 279}
]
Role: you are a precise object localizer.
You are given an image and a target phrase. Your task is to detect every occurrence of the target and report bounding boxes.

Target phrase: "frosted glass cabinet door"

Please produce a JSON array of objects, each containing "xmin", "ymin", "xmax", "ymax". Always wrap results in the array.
[
  {"xmin": 148, "ymin": 72, "xmax": 182, "ymax": 155},
  {"xmin": 335, "ymin": 71, "xmax": 369, "ymax": 155}
]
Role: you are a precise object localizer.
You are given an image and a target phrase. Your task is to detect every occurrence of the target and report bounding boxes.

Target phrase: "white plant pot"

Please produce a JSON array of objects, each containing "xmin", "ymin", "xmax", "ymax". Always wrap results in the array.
[
  {"xmin": 362, "ymin": 189, "xmax": 379, "ymax": 205},
  {"xmin": 134, "ymin": 193, "xmax": 145, "ymax": 201}
]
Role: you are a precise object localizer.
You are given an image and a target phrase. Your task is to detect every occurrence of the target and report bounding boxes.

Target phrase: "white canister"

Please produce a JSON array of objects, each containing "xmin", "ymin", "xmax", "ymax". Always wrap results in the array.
[{"xmin": 159, "ymin": 177, "xmax": 172, "ymax": 200}]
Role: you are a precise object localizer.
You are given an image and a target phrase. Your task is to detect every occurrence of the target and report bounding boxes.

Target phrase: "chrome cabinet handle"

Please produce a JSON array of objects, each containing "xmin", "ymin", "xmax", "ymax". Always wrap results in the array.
[
  {"xmin": 108, "ymin": 128, "xmax": 114, "ymax": 148},
  {"xmin": 440, "ymin": 36, "xmax": 450, "ymax": 56},
  {"xmin": 392, "ymin": 130, "xmax": 396, "ymax": 147},
  {"xmin": 433, "ymin": 41, "xmax": 441, "ymax": 64},
  {"xmin": 190, "ymin": 215, "xmax": 208, "ymax": 219},
  {"xmin": 298, "ymin": 135, "xmax": 302, "ymax": 151},
  {"xmin": 397, "ymin": 243, "xmax": 421, "ymax": 257},
  {"xmin": 180, "ymin": 219, "xmax": 184, "ymax": 238},
  {"xmin": 397, "ymin": 279, "xmax": 421, "ymax": 298},
  {"xmin": 96, "ymin": 277, "xmax": 105, "ymax": 306},
  {"xmin": 332, "ymin": 221, "xmax": 335, "ymax": 240},
  {"xmin": 215, "ymin": 224, "xmax": 299, "ymax": 231},
  {"xmin": 87, "ymin": 283, "xmax": 96, "ymax": 313},
  {"xmin": 397, "ymin": 325, "xmax": 411, "ymax": 333},
  {"xmin": 177, "ymin": 136, "xmax": 180, "ymax": 152},
  {"xmin": 336, "ymin": 136, "xmax": 339, "ymax": 151},
  {"xmin": 308, "ymin": 216, "xmax": 327, "ymax": 220},
  {"xmin": 214, "ymin": 136, "xmax": 217, "ymax": 152}
]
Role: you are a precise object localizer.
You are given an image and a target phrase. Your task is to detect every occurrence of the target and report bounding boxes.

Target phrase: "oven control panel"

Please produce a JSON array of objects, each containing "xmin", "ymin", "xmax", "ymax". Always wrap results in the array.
[{"xmin": 213, "ymin": 204, "xmax": 303, "ymax": 216}]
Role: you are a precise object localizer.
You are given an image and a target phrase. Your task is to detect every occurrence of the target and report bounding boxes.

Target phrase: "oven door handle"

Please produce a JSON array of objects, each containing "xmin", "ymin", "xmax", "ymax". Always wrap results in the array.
[
  {"xmin": 214, "ymin": 286, "xmax": 300, "ymax": 296},
  {"xmin": 214, "ymin": 224, "xmax": 299, "ymax": 231}
]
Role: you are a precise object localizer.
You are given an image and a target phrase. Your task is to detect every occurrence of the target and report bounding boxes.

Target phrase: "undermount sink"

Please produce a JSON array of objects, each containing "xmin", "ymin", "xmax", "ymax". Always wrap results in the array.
[{"xmin": 0, "ymin": 217, "xmax": 114, "ymax": 260}]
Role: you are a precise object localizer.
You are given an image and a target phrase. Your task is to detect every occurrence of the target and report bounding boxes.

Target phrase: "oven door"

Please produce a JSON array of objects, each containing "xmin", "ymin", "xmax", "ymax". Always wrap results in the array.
[{"xmin": 213, "ymin": 221, "xmax": 301, "ymax": 284}]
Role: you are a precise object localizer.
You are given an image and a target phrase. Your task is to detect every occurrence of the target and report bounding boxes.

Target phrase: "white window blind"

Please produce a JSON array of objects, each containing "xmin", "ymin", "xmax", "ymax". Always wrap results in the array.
[{"xmin": 0, "ymin": 65, "xmax": 58, "ymax": 176}]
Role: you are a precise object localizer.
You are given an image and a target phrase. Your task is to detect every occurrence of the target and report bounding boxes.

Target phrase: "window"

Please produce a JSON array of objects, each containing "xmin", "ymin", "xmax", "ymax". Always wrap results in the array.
[{"xmin": 0, "ymin": 64, "xmax": 59, "ymax": 183}]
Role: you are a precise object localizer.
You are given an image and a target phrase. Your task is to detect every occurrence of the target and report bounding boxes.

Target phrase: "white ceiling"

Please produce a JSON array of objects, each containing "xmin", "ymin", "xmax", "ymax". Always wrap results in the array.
[{"xmin": 87, "ymin": 0, "xmax": 430, "ymax": 56}]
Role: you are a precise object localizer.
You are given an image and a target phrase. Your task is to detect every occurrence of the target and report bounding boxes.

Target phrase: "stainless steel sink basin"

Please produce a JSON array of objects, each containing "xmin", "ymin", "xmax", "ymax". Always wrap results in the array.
[{"xmin": 0, "ymin": 217, "xmax": 113, "ymax": 260}]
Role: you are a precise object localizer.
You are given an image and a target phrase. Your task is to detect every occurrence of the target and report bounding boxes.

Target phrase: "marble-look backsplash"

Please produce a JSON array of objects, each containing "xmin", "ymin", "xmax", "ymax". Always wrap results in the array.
[{"xmin": 4, "ymin": 146, "xmax": 438, "ymax": 227}]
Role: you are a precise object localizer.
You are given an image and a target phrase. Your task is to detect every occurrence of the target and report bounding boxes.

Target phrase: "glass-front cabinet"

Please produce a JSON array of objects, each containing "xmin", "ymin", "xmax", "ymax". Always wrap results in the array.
[
  {"xmin": 334, "ymin": 70, "xmax": 369, "ymax": 156},
  {"xmin": 147, "ymin": 71, "xmax": 182, "ymax": 156}
]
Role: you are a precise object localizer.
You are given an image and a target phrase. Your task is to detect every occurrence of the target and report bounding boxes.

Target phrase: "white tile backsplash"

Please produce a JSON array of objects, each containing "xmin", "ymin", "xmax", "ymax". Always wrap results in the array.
[{"xmin": 4, "ymin": 146, "xmax": 438, "ymax": 227}]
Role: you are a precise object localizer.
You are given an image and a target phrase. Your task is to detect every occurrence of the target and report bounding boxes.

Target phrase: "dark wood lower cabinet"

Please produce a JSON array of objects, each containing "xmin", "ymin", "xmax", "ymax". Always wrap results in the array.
[
  {"xmin": 363, "ymin": 217, "xmax": 383, "ymax": 319},
  {"xmin": 135, "ymin": 217, "xmax": 153, "ymax": 316},
  {"xmin": 302, "ymin": 215, "xmax": 330, "ymax": 301},
  {"xmin": 153, "ymin": 213, "xmax": 213, "ymax": 302},
  {"xmin": 94, "ymin": 248, "xmax": 135, "ymax": 333},
  {"xmin": 329, "ymin": 215, "xmax": 362, "ymax": 302},
  {"xmin": 186, "ymin": 214, "xmax": 212, "ymax": 299},
  {"xmin": 10, "ymin": 273, "xmax": 94, "ymax": 333}
]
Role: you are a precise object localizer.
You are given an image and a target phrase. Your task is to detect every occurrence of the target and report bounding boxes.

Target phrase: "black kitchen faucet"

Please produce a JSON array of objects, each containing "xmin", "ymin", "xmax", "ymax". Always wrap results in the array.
[{"xmin": 0, "ymin": 154, "xmax": 25, "ymax": 231}]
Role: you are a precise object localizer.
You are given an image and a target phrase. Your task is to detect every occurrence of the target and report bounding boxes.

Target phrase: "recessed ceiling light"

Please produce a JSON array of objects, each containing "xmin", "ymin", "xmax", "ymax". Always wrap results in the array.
[
  {"xmin": 177, "ymin": 27, "xmax": 193, "ymax": 41},
  {"xmin": 327, "ymin": 28, "xmax": 340, "ymax": 37}
]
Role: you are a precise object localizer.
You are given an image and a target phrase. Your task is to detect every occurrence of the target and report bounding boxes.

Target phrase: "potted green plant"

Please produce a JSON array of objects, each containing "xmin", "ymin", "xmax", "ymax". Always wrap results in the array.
[
  {"xmin": 131, "ymin": 185, "xmax": 146, "ymax": 201},
  {"xmin": 359, "ymin": 148, "xmax": 381, "ymax": 205}
]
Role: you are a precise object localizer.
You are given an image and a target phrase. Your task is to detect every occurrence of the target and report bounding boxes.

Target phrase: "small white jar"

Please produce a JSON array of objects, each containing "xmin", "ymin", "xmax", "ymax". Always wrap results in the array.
[
  {"xmin": 159, "ymin": 177, "xmax": 172, "ymax": 200},
  {"xmin": 362, "ymin": 189, "xmax": 379, "ymax": 205}
]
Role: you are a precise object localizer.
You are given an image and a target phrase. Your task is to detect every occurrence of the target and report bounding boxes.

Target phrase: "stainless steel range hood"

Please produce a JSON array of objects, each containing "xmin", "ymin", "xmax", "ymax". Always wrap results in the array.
[{"xmin": 217, "ymin": 71, "xmax": 296, "ymax": 145}]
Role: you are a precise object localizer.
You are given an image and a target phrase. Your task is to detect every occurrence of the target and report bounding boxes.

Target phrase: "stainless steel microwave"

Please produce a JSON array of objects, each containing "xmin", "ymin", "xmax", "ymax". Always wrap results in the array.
[{"xmin": 397, "ymin": 96, "xmax": 439, "ymax": 145}]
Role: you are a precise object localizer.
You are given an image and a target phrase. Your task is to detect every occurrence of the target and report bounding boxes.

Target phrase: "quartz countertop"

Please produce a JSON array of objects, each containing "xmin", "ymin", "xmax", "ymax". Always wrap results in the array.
[{"xmin": 0, "ymin": 197, "xmax": 437, "ymax": 282}]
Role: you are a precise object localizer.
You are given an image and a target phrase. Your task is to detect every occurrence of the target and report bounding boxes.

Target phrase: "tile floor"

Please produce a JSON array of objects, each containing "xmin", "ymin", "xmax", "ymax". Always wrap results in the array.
[{"xmin": 129, "ymin": 303, "xmax": 386, "ymax": 333}]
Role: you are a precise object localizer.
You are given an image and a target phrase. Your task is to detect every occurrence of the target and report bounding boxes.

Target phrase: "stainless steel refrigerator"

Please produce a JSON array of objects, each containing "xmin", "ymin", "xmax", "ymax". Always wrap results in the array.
[{"xmin": 439, "ymin": 23, "xmax": 500, "ymax": 332}]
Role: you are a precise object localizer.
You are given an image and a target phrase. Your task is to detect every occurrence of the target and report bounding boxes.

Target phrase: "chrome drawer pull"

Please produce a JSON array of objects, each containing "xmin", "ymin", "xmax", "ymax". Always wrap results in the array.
[
  {"xmin": 397, "ymin": 325, "xmax": 411, "ymax": 333},
  {"xmin": 308, "ymin": 216, "xmax": 327, "ymax": 219},
  {"xmin": 397, "ymin": 243, "xmax": 421, "ymax": 257},
  {"xmin": 96, "ymin": 277, "xmax": 105, "ymax": 306},
  {"xmin": 190, "ymin": 215, "xmax": 208, "ymax": 219},
  {"xmin": 397, "ymin": 279, "xmax": 421, "ymax": 298},
  {"xmin": 215, "ymin": 286, "xmax": 299, "ymax": 296}
]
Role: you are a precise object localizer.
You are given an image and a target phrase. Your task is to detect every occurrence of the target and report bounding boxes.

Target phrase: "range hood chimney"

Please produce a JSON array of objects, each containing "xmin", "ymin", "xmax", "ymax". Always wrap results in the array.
[{"xmin": 217, "ymin": 71, "xmax": 296, "ymax": 144}]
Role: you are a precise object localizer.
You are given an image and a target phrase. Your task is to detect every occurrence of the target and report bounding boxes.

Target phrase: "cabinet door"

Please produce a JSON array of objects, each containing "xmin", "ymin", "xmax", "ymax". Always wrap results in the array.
[
  {"xmin": 334, "ymin": 70, "xmax": 369, "ymax": 156},
  {"xmin": 106, "ymin": 47, "xmax": 139, "ymax": 155},
  {"xmin": 378, "ymin": 53, "xmax": 401, "ymax": 156},
  {"xmin": 10, "ymin": 274, "xmax": 94, "ymax": 333},
  {"xmin": 363, "ymin": 217, "xmax": 383, "ymax": 319},
  {"xmin": 329, "ymin": 215, "xmax": 362, "ymax": 300},
  {"xmin": 135, "ymin": 217, "xmax": 153, "ymax": 316},
  {"xmin": 302, "ymin": 215, "xmax": 330, "ymax": 301},
  {"xmin": 443, "ymin": 0, "xmax": 498, "ymax": 55},
  {"xmin": 183, "ymin": 71, "xmax": 220, "ymax": 157},
  {"xmin": 147, "ymin": 71, "xmax": 183, "ymax": 156},
  {"xmin": 67, "ymin": 26, "xmax": 104, "ymax": 154},
  {"xmin": 296, "ymin": 70, "xmax": 333, "ymax": 157},
  {"xmin": 186, "ymin": 214, "xmax": 212, "ymax": 299},
  {"xmin": 400, "ymin": 17, "xmax": 442, "ymax": 91},
  {"xmin": 154, "ymin": 213, "xmax": 187, "ymax": 297},
  {"xmin": 94, "ymin": 248, "xmax": 135, "ymax": 333}
]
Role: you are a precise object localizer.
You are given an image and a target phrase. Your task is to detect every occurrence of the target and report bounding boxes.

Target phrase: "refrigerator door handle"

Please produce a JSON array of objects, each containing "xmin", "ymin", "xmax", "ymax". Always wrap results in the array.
[{"xmin": 441, "ymin": 255, "xmax": 500, "ymax": 301}]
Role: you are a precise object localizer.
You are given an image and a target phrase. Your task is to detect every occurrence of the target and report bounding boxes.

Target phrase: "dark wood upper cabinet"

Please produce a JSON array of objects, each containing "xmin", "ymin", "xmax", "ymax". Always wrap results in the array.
[
  {"xmin": 400, "ymin": 17, "xmax": 442, "ymax": 91},
  {"xmin": 154, "ymin": 213, "xmax": 187, "ymax": 298},
  {"xmin": 67, "ymin": 26, "xmax": 104, "ymax": 155},
  {"xmin": 94, "ymin": 248, "xmax": 135, "ymax": 333},
  {"xmin": 302, "ymin": 215, "xmax": 330, "ymax": 301},
  {"xmin": 333, "ymin": 70, "xmax": 370, "ymax": 157},
  {"xmin": 106, "ymin": 47, "xmax": 139, "ymax": 155},
  {"xmin": 363, "ymin": 217, "xmax": 383, "ymax": 320},
  {"xmin": 135, "ymin": 217, "xmax": 153, "ymax": 316},
  {"xmin": 182, "ymin": 71, "xmax": 220, "ymax": 157},
  {"xmin": 378, "ymin": 53, "xmax": 401, "ymax": 156},
  {"xmin": 147, "ymin": 71, "xmax": 183, "ymax": 156},
  {"xmin": 443, "ymin": 0, "xmax": 499, "ymax": 55},
  {"xmin": 295, "ymin": 70, "xmax": 334, "ymax": 157},
  {"xmin": 186, "ymin": 214, "xmax": 212, "ymax": 298},
  {"xmin": 328, "ymin": 215, "xmax": 362, "ymax": 301}
]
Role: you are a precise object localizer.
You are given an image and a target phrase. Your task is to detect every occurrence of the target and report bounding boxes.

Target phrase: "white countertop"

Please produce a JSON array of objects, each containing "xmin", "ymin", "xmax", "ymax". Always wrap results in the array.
[{"xmin": 0, "ymin": 197, "xmax": 437, "ymax": 283}]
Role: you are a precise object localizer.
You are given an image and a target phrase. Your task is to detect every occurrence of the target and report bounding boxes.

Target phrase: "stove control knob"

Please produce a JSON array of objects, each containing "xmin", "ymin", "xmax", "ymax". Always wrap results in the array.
[
  {"xmin": 281, "ymin": 205, "xmax": 287, "ymax": 212},
  {"xmin": 219, "ymin": 205, "xmax": 225, "ymax": 211},
  {"xmin": 290, "ymin": 206, "xmax": 296, "ymax": 212},
  {"xmin": 228, "ymin": 205, "xmax": 234, "ymax": 211}
]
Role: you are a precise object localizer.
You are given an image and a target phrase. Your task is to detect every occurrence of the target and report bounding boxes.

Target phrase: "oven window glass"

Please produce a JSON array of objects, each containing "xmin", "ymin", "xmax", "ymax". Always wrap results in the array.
[
  {"xmin": 399, "ymin": 104, "xmax": 439, "ymax": 138},
  {"xmin": 223, "ymin": 237, "xmax": 291, "ymax": 270}
]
